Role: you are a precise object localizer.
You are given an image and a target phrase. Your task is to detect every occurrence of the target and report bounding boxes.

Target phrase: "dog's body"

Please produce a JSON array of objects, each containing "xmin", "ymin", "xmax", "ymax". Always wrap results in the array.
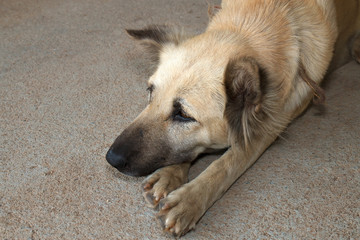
[{"xmin": 106, "ymin": 0, "xmax": 360, "ymax": 236}]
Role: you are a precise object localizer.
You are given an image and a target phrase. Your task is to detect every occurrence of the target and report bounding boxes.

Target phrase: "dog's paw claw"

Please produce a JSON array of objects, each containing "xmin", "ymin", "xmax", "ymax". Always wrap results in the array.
[
  {"xmin": 143, "ymin": 191, "xmax": 159, "ymax": 208},
  {"xmin": 157, "ymin": 214, "xmax": 167, "ymax": 230},
  {"xmin": 142, "ymin": 182, "xmax": 152, "ymax": 191},
  {"xmin": 158, "ymin": 200, "xmax": 171, "ymax": 211},
  {"xmin": 157, "ymin": 212, "xmax": 177, "ymax": 232}
]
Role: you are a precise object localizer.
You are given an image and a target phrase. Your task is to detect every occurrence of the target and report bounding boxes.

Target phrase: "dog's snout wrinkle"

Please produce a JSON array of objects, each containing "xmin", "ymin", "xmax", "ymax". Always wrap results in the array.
[{"xmin": 106, "ymin": 148, "xmax": 127, "ymax": 169}]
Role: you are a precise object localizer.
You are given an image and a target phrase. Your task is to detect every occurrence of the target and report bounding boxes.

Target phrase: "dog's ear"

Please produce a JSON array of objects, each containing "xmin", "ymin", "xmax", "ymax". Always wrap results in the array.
[
  {"xmin": 126, "ymin": 25, "xmax": 189, "ymax": 63},
  {"xmin": 224, "ymin": 57, "xmax": 264, "ymax": 147}
]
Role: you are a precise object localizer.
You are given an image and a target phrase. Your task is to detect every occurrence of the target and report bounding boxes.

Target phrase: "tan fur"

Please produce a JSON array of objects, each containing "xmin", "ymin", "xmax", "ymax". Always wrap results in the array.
[{"xmin": 106, "ymin": 0, "xmax": 360, "ymax": 237}]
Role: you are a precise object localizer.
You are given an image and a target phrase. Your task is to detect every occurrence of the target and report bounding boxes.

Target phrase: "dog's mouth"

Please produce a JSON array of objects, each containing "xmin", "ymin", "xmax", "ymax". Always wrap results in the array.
[
  {"xmin": 112, "ymin": 166, "xmax": 161, "ymax": 177},
  {"xmin": 115, "ymin": 168, "xmax": 142, "ymax": 177}
]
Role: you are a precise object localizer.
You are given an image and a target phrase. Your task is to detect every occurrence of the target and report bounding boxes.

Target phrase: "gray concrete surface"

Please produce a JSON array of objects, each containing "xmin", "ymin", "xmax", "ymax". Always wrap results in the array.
[{"xmin": 1, "ymin": 0, "xmax": 359, "ymax": 239}]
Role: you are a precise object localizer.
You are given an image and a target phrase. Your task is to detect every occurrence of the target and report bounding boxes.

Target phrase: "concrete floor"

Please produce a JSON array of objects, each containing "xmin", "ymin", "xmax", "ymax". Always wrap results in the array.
[{"xmin": 1, "ymin": 0, "xmax": 359, "ymax": 239}]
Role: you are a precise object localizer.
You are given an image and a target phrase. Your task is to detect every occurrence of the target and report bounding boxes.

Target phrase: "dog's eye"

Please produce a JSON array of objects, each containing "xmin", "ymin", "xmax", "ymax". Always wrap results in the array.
[
  {"xmin": 146, "ymin": 85, "xmax": 154, "ymax": 93},
  {"xmin": 173, "ymin": 108, "xmax": 196, "ymax": 122},
  {"xmin": 147, "ymin": 85, "xmax": 154, "ymax": 102}
]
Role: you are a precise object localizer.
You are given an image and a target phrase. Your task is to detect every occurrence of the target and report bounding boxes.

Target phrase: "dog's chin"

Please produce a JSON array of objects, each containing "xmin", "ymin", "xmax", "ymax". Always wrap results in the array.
[
  {"xmin": 116, "ymin": 166, "xmax": 157, "ymax": 177},
  {"xmin": 115, "ymin": 168, "xmax": 143, "ymax": 177}
]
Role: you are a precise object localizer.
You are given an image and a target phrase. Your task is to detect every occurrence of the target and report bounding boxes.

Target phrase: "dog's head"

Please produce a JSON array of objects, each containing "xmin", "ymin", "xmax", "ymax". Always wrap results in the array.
[{"xmin": 106, "ymin": 26, "xmax": 269, "ymax": 176}]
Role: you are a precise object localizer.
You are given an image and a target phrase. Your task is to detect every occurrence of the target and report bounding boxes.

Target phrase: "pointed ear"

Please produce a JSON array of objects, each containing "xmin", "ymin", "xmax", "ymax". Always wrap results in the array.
[
  {"xmin": 224, "ymin": 57, "xmax": 264, "ymax": 147},
  {"xmin": 126, "ymin": 25, "xmax": 189, "ymax": 63},
  {"xmin": 224, "ymin": 57, "xmax": 262, "ymax": 111}
]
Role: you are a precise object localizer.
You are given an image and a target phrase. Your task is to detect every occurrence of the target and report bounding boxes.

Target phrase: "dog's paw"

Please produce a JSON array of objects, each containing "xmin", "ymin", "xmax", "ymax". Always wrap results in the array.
[
  {"xmin": 141, "ymin": 164, "xmax": 189, "ymax": 208},
  {"xmin": 157, "ymin": 184, "xmax": 205, "ymax": 237}
]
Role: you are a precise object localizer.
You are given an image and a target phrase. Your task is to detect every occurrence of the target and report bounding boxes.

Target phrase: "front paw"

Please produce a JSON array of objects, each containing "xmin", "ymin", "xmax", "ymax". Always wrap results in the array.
[
  {"xmin": 141, "ymin": 164, "xmax": 189, "ymax": 208},
  {"xmin": 157, "ymin": 184, "xmax": 205, "ymax": 237}
]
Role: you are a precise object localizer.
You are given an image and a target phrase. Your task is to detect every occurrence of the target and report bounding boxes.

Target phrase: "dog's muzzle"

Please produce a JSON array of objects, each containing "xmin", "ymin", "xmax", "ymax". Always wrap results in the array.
[{"xmin": 105, "ymin": 125, "xmax": 173, "ymax": 177}]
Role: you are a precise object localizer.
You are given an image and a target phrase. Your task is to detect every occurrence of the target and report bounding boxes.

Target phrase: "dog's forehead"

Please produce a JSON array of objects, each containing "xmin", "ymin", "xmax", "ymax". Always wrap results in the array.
[
  {"xmin": 150, "ymin": 48, "xmax": 187, "ymax": 86},
  {"xmin": 150, "ymin": 47, "xmax": 225, "ymax": 91}
]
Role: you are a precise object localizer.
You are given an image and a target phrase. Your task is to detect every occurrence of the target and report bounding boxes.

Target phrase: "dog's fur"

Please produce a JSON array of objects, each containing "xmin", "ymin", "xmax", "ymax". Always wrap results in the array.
[{"xmin": 106, "ymin": 0, "xmax": 360, "ymax": 237}]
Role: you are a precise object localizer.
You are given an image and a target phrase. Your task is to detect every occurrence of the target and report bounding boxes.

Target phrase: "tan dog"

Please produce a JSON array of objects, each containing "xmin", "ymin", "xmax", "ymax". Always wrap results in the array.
[{"xmin": 106, "ymin": 0, "xmax": 360, "ymax": 237}]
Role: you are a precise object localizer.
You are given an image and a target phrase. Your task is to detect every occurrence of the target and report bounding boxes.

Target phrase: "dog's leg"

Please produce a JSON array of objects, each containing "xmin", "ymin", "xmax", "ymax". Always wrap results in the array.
[
  {"xmin": 350, "ymin": 31, "xmax": 360, "ymax": 64},
  {"xmin": 142, "ymin": 163, "xmax": 190, "ymax": 208},
  {"xmin": 157, "ymin": 135, "xmax": 275, "ymax": 237}
]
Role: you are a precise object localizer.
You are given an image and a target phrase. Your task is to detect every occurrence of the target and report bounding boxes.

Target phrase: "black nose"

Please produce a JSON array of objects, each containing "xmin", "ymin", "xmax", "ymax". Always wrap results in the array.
[{"xmin": 106, "ymin": 148, "xmax": 127, "ymax": 169}]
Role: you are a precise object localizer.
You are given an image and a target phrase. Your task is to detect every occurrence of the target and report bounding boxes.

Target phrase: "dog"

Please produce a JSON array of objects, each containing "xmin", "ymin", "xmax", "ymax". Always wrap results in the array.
[{"xmin": 106, "ymin": 0, "xmax": 360, "ymax": 237}]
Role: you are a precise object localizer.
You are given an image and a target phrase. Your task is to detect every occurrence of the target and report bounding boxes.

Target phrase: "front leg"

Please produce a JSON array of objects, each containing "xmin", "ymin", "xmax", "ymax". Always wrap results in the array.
[
  {"xmin": 142, "ymin": 163, "xmax": 190, "ymax": 208},
  {"xmin": 157, "ymin": 136, "xmax": 275, "ymax": 237}
]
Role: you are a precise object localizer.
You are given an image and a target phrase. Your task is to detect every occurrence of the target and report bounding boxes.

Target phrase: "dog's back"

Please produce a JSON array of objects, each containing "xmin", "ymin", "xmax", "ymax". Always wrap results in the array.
[{"xmin": 212, "ymin": 0, "xmax": 360, "ymax": 72}]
